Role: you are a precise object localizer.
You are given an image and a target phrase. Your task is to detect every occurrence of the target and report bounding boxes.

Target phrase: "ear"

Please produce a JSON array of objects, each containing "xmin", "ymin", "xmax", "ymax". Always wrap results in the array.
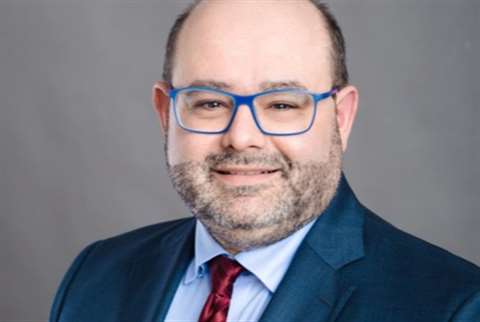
[
  {"xmin": 334, "ymin": 85, "xmax": 359, "ymax": 152},
  {"xmin": 152, "ymin": 81, "xmax": 171, "ymax": 134}
]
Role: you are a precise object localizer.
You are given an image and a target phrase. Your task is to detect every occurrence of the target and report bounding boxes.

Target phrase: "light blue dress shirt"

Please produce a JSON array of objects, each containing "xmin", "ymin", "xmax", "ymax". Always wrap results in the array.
[{"xmin": 165, "ymin": 219, "xmax": 316, "ymax": 322}]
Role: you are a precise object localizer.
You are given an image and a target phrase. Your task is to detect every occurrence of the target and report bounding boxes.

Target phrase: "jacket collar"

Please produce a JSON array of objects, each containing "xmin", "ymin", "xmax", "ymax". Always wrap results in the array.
[
  {"xmin": 259, "ymin": 173, "xmax": 366, "ymax": 322},
  {"xmin": 121, "ymin": 219, "xmax": 196, "ymax": 322},
  {"xmin": 305, "ymin": 173, "xmax": 365, "ymax": 269}
]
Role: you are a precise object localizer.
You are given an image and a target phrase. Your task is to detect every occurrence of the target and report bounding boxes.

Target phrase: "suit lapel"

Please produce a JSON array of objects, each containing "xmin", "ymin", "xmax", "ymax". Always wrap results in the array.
[
  {"xmin": 259, "ymin": 174, "xmax": 365, "ymax": 322},
  {"xmin": 121, "ymin": 219, "xmax": 196, "ymax": 322},
  {"xmin": 259, "ymin": 243, "xmax": 356, "ymax": 322}
]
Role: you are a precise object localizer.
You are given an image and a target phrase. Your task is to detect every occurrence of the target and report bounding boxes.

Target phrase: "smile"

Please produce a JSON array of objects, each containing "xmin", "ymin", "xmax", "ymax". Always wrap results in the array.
[
  {"xmin": 215, "ymin": 169, "xmax": 278, "ymax": 175},
  {"xmin": 211, "ymin": 167, "xmax": 281, "ymax": 185}
]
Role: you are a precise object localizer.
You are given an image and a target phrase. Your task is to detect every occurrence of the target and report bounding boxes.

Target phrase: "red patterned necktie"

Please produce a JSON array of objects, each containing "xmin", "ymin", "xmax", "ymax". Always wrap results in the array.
[{"xmin": 198, "ymin": 255, "xmax": 245, "ymax": 322}]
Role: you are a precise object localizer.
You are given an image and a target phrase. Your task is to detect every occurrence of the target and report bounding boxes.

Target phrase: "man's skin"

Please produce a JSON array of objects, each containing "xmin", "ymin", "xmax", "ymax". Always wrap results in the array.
[{"xmin": 153, "ymin": 0, "xmax": 359, "ymax": 254}]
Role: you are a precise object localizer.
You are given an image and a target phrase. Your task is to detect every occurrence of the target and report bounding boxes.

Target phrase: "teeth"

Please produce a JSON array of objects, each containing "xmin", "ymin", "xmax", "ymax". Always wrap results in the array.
[{"xmin": 231, "ymin": 171, "xmax": 262, "ymax": 175}]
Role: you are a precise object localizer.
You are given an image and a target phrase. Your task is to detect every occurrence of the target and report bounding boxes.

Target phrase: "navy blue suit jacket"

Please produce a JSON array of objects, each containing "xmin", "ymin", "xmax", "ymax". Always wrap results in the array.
[{"xmin": 50, "ymin": 176, "xmax": 480, "ymax": 321}]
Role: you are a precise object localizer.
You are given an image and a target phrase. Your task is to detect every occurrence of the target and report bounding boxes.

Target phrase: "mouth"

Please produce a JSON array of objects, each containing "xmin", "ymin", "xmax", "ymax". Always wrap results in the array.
[
  {"xmin": 211, "ymin": 167, "xmax": 281, "ymax": 186},
  {"xmin": 214, "ymin": 168, "xmax": 279, "ymax": 175}
]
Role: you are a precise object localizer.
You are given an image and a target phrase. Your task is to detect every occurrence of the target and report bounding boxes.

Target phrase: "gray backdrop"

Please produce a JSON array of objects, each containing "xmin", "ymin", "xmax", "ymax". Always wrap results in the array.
[{"xmin": 1, "ymin": 0, "xmax": 479, "ymax": 321}]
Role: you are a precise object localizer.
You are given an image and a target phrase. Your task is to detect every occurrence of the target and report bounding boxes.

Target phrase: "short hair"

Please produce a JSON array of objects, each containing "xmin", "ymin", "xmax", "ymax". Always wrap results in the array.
[{"xmin": 162, "ymin": 0, "xmax": 349, "ymax": 89}]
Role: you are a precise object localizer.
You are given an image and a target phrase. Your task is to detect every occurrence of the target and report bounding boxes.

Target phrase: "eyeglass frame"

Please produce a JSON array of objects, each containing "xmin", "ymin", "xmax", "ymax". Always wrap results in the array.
[{"xmin": 168, "ymin": 85, "xmax": 338, "ymax": 136}]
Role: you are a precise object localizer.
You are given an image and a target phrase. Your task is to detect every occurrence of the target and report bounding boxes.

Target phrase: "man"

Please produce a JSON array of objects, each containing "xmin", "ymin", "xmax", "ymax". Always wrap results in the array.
[{"xmin": 49, "ymin": 1, "xmax": 480, "ymax": 321}]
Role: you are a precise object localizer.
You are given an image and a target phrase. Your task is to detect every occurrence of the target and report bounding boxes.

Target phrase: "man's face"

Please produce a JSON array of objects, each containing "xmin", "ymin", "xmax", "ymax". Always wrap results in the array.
[{"xmin": 155, "ymin": 0, "xmax": 357, "ymax": 253}]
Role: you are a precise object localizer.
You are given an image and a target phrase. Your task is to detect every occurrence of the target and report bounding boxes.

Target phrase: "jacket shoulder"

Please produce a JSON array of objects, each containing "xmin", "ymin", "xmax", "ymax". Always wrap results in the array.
[
  {"xmin": 363, "ymin": 209, "xmax": 480, "ymax": 278},
  {"xmin": 357, "ymin": 208, "xmax": 480, "ymax": 313},
  {"xmin": 49, "ymin": 217, "xmax": 195, "ymax": 322}
]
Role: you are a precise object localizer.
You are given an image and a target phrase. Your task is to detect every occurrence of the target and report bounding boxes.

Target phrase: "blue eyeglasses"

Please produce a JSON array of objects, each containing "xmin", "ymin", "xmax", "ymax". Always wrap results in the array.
[{"xmin": 169, "ymin": 86, "xmax": 337, "ymax": 136}]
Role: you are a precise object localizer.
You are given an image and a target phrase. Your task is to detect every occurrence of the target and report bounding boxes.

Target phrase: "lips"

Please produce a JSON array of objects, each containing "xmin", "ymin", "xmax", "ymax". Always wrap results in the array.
[{"xmin": 213, "ymin": 168, "xmax": 280, "ymax": 175}]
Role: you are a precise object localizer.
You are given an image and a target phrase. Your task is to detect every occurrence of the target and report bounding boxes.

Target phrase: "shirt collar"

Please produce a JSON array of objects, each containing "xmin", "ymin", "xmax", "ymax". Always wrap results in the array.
[{"xmin": 185, "ymin": 218, "xmax": 316, "ymax": 293}]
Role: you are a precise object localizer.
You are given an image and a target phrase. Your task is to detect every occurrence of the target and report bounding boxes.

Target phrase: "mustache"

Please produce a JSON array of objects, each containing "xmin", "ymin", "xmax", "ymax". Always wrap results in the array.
[{"xmin": 205, "ymin": 150, "xmax": 291, "ymax": 171}]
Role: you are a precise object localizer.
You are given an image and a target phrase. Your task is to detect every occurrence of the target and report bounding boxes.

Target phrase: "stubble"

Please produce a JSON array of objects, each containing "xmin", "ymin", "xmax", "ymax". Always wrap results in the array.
[{"xmin": 166, "ymin": 122, "xmax": 343, "ymax": 253}]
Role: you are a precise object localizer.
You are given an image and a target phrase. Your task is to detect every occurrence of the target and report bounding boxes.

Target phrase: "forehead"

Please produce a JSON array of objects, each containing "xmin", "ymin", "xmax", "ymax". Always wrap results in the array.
[{"xmin": 173, "ymin": 0, "xmax": 332, "ymax": 92}]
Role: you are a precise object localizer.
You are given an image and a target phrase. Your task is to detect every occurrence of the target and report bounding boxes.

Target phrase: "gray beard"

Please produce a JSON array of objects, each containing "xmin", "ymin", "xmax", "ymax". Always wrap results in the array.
[{"xmin": 166, "ymin": 125, "xmax": 343, "ymax": 253}]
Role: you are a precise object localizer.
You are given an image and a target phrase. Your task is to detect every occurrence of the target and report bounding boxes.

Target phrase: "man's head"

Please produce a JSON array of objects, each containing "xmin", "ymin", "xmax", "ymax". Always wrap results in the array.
[
  {"xmin": 162, "ymin": 0, "xmax": 350, "ymax": 90},
  {"xmin": 153, "ymin": 0, "xmax": 358, "ymax": 254}
]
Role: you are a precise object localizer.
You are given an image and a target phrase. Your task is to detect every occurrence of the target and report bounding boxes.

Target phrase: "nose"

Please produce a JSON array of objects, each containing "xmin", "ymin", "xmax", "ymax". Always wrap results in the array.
[{"xmin": 221, "ymin": 104, "xmax": 266, "ymax": 151}]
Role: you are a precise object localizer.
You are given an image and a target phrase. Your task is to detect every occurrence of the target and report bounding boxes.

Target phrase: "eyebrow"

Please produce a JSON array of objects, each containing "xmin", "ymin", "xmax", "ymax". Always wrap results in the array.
[
  {"xmin": 259, "ymin": 80, "xmax": 308, "ymax": 91},
  {"xmin": 186, "ymin": 79, "xmax": 308, "ymax": 92},
  {"xmin": 187, "ymin": 80, "xmax": 233, "ymax": 90}
]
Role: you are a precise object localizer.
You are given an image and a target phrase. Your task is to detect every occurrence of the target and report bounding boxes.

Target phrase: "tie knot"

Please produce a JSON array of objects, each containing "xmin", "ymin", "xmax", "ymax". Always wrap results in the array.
[{"xmin": 209, "ymin": 255, "xmax": 244, "ymax": 297}]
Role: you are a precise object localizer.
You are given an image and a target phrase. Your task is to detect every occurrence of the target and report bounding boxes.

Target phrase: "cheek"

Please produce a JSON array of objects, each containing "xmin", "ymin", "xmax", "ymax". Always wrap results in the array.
[
  {"xmin": 167, "ymin": 127, "xmax": 223, "ymax": 165},
  {"xmin": 272, "ymin": 111, "xmax": 334, "ymax": 162}
]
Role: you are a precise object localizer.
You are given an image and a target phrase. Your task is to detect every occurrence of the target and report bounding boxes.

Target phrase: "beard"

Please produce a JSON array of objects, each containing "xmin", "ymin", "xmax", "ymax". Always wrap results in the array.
[{"xmin": 166, "ymin": 122, "xmax": 343, "ymax": 253}]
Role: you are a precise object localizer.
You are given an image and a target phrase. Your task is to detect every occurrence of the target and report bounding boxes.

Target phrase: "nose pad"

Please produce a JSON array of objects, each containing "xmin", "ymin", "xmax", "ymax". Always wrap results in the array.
[{"xmin": 221, "ymin": 104, "xmax": 266, "ymax": 150}]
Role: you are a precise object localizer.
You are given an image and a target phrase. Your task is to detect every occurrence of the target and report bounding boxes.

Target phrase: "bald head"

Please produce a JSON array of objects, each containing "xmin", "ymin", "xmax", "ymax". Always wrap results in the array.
[{"xmin": 163, "ymin": 0, "xmax": 348, "ymax": 89}]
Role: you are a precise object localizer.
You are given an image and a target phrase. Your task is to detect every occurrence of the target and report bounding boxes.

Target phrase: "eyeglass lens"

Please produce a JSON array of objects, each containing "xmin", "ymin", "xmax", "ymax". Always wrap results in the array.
[{"xmin": 175, "ymin": 89, "xmax": 315, "ymax": 134}]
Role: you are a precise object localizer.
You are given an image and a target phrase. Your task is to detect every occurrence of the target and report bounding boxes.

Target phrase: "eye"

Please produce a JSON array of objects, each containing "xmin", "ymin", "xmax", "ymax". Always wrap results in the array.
[
  {"xmin": 269, "ymin": 102, "xmax": 299, "ymax": 110},
  {"xmin": 195, "ymin": 100, "xmax": 228, "ymax": 109}
]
